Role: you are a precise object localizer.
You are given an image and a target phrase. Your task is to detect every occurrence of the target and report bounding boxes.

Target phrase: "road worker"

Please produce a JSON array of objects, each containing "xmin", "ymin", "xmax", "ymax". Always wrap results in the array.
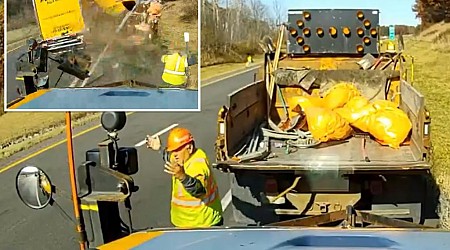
[
  {"xmin": 160, "ymin": 52, "xmax": 188, "ymax": 87},
  {"xmin": 147, "ymin": 0, "xmax": 162, "ymax": 32},
  {"xmin": 147, "ymin": 0, "xmax": 163, "ymax": 17},
  {"xmin": 246, "ymin": 54, "xmax": 253, "ymax": 67},
  {"xmin": 146, "ymin": 127, "xmax": 224, "ymax": 227}
]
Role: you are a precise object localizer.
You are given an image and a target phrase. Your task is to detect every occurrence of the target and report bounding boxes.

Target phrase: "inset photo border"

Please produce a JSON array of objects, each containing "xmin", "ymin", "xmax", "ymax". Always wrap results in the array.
[{"xmin": 3, "ymin": 0, "xmax": 201, "ymax": 112}]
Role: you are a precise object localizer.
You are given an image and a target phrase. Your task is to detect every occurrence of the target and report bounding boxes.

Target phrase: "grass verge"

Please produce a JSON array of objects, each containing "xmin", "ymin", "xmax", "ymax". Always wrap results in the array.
[
  {"xmin": 0, "ymin": 113, "xmax": 101, "ymax": 159},
  {"xmin": 404, "ymin": 37, "xmax": 450, "ymax": 229},
  {"xmin": 7, "ymin": 25, "xmax": 39, "ymax": 43}
]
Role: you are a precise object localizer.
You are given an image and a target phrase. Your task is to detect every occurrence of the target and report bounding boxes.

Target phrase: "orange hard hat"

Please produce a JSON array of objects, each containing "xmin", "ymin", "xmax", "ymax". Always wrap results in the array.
[{"xmin": 166, "ymin": 127, "xmax": 194, "ymax": 152}]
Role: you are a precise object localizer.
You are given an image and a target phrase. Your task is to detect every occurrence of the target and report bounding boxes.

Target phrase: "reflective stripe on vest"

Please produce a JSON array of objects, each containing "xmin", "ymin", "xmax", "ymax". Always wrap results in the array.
[
  {"xmin": 171, "ymin": 158, "xmax": 218, "ymax": 208},
  {"xmin": 164, "ymin": 54, "xmax": 185, "ymax": 76},
  {"xmin": 172, "ymin": 184, "xmax": 218, "ymax": 208}
]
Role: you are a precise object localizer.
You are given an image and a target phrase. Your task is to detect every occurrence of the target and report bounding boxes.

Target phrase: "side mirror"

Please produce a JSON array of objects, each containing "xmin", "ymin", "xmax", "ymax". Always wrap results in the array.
[
  {"xmin": 101, "ymin": 112, "xmax": 127, "ymax": 133},
  {"xmin": 16, "ymin": 166, "xmax": 53, "ymax": 209}
]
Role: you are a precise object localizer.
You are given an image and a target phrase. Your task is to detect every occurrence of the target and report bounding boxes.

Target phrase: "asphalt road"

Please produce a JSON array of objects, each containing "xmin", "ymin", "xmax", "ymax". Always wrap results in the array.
[{"xmin": 0, "ymin": 67, "xmax": 259, "ymax": 250}]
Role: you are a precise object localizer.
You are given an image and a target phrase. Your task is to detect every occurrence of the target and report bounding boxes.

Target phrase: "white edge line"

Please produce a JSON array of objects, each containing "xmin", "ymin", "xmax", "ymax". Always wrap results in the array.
[
  {"xmin": 221, "ymin": 189, "xmax": 232, "ymax": 212},
  {"xmin": 197, "ymin": 0, "xmax": 201, "ymax": 114},
  {"xmin": 4, "ymin": 3, "xmax": 8, "ymax": 113},
  {"xmin": 134, "ymin": 123, "xmax": 179, "ymax": 147}
]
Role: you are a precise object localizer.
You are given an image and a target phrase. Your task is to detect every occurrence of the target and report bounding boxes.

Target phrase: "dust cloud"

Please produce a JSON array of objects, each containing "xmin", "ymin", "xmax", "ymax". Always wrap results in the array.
[{"xmin": 79, "ymin": 3, "xmax": 169, "ymax": 87}]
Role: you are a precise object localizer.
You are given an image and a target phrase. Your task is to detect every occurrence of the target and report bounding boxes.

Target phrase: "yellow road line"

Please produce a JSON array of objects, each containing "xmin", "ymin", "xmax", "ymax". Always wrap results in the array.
[
  {"xmin": 0, "ymin": 112, "xmax": 135, "ymax": 174},
  {"xmin": 0, "ymin": 125, "xmax": 100, "ymax": 174}
]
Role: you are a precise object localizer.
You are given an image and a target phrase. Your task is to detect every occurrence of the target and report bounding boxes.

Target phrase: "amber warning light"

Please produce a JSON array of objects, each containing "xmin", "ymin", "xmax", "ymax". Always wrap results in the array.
[
  {"xmin": 289, "ymin": 28, "xmax": 297, "ymax": 36},
  {"xmin": 343, "ymin": 27, "xmax": 351, "ymax": 36},
  {"xmin": 317, "ymin": 28, "xmax": 324, "ymax": 36},
  {"xmin": 357, "ymin": 45, "xmax": 364, "ymax": 52},
  {"xmin": 329, "ymin": 26, "xmax": 337, "ymax": 36},
  {"xmin": 303, "ymin": 45, "xmax": 310, "ymax": 52},
  {"xmin": 357, "ymin": 11, "xmax": 364, "ymax": 20}
]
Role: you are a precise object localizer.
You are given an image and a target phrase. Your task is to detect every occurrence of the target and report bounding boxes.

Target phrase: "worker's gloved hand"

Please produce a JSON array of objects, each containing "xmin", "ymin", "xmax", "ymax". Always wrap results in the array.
[
  {"xmin": 164, "ymin": 162, "xmax": 187, "ymax": 181},
  {"xmin": 146, "ymin": 135, "xmax": 161, "ymax": 151}
]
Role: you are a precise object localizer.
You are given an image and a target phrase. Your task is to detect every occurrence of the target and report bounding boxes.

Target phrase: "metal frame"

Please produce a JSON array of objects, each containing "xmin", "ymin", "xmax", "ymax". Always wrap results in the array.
[
  {"xmin": 268, "ymin": 205, "xmax": 433, "ymax": 229},
  {"xmin": 41, "ymin": 34, "xmax": 86, "ymax": 55}
]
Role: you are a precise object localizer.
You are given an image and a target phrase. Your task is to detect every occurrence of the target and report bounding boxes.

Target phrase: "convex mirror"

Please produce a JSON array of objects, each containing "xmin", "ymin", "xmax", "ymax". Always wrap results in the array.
[{"xmin": 16, "ymin": 166, "xmax": 53, "ymax": 209}]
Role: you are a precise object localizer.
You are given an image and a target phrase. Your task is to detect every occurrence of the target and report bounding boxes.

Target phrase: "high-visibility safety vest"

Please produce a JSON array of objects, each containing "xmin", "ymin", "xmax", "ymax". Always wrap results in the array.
[
  {"xmin": 170, "ymin": 149, "xmax": 223, "ymax": 227},
  {"xmin": 161, "ymin": 53, "xmax": 188, "ymax": 86}
]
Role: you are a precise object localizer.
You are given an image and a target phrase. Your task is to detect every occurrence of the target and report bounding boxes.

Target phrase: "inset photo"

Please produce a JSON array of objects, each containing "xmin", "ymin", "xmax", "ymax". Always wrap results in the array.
[{"xmin": 4, "ymin": 0, "xmax": 199, "ymax": 111}]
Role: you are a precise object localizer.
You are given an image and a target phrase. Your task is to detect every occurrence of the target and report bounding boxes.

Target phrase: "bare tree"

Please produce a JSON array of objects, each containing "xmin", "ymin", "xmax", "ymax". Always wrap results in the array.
[
  {"xmin": 272, "ymin": 0, "xmax": 282, "ymax": 25},
  {"xmin": 201, "ymin": 0, "xmax": 276, "ymax": 66}
]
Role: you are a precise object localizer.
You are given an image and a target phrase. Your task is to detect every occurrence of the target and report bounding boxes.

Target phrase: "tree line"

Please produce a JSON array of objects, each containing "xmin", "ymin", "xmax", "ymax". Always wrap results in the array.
[
  {"xmin": 379, "ymin": 25, "xmax": 421, "ymax": 36},
  {"xmin": 201, "ymin": 0, "xmax": 280, "ymax": 66},
  {"xmin": 413, "ymin": 0, "xmax": 450, "ymax": 29}
]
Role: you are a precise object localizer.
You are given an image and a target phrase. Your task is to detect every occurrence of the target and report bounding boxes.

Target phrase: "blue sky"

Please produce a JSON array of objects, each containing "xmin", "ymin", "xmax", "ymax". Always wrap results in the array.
[{"xmin": 260, "ymin": 0, "xmax": 419, "ymax": 26}]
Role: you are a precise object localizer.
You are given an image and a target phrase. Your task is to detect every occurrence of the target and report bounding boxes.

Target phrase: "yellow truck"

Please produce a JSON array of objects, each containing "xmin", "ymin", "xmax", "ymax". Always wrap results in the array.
[
  {"xmin": 29, "ymin": 0, "xmax": 135, "ymax": 52},
  {"xmin": 214, "ymin": 9, "xmax": 439, "ymax": 228}
]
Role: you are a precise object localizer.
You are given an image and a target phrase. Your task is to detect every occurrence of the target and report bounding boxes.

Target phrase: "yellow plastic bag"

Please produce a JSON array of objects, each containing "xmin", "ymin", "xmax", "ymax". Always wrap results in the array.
[
  {"xmin": 304, "ymin": 107, "xmax": 353, "ymax": 142},
  {"xmin": 322, "ymin": 82, "xmax": 361, "ymax": 110},
  {"xmin": 287, "ymin": 95, "xmax": 324, "ymax": 114},
  {"xmin": 335, "ymin": 99, "xmax": 376, "ymax": 133},
  {"xmin": 344, "ymin": 96, "xmax": 370, "ymax": 111},
  {"xmin": 283, "ymin": 87, "xmax": 304, "ymax": 96},
  {"xmin": 372, "ymin": 100, "xmax": 398, "ymax": 110},
  {"xmin": 368, "ymin": 107, "xmax": 412, "ymax": 149}
]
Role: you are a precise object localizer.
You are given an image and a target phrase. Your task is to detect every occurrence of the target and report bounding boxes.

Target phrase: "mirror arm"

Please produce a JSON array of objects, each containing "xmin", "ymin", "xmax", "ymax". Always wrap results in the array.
[
  {"xmin": 124, "ymin": 197, "xmax": 134, "ymax": 233},
  {"xmin": 113, "ymin": 138, "xmax": 119, "ymax": 168}
]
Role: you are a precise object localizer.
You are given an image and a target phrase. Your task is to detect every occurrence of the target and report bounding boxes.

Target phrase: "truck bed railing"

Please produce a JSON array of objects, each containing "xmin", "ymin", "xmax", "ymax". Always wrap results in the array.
[
  {"xmin": 42, "ymin": 34, "xmax": 85, "ymax": 55},
  {"xmin": 268, "ymin": 205, "xmax": 433, "ymax": 229}
]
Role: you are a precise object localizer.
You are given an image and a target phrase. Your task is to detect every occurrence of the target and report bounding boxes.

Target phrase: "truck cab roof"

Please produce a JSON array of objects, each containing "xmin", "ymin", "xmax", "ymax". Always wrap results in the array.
[{"xmin": 98, "ymin": 227, "xmax": 450, "ymax": 249}]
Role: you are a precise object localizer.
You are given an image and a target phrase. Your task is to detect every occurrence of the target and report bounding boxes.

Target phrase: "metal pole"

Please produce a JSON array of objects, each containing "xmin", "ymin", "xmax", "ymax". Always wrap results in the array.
[
  {"xmin": 184, "ymin": 32, "xmax": 190, "ymax": 87},
  {"xmin": 65, "ymin": 112, "xmax": 87, "ymax": 250}
]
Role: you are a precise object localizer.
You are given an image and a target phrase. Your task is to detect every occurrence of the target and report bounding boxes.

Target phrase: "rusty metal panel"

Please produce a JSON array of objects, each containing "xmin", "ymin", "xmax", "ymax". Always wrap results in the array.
[
  {"xmin": 225, "ymin": 81, "xmax": 267, "ymax": 156},
  {"xmin": 278, "ymin": 57, "xmax": 363, "ymax": 70},
  {"xmin": 286, "ymin": 193, "xmax": 361, "ymax": 215},
  {"xmin": 275, "ymin": 69, "xmax": 389, "ymax": 101},
  {"xmin": 400, "ymin": 80, "xmax": 425, "ymax": 116},
  {"xmin": 287, "ymin": 9, "xmax": 380, "ymax": 55},
  {"xmin": 399, "ymin": 80, "xmax": 426, "ymax": 159},
  {"xmin": 269, "ymin": 210, "xmax": 347, "ymax": 227}
]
